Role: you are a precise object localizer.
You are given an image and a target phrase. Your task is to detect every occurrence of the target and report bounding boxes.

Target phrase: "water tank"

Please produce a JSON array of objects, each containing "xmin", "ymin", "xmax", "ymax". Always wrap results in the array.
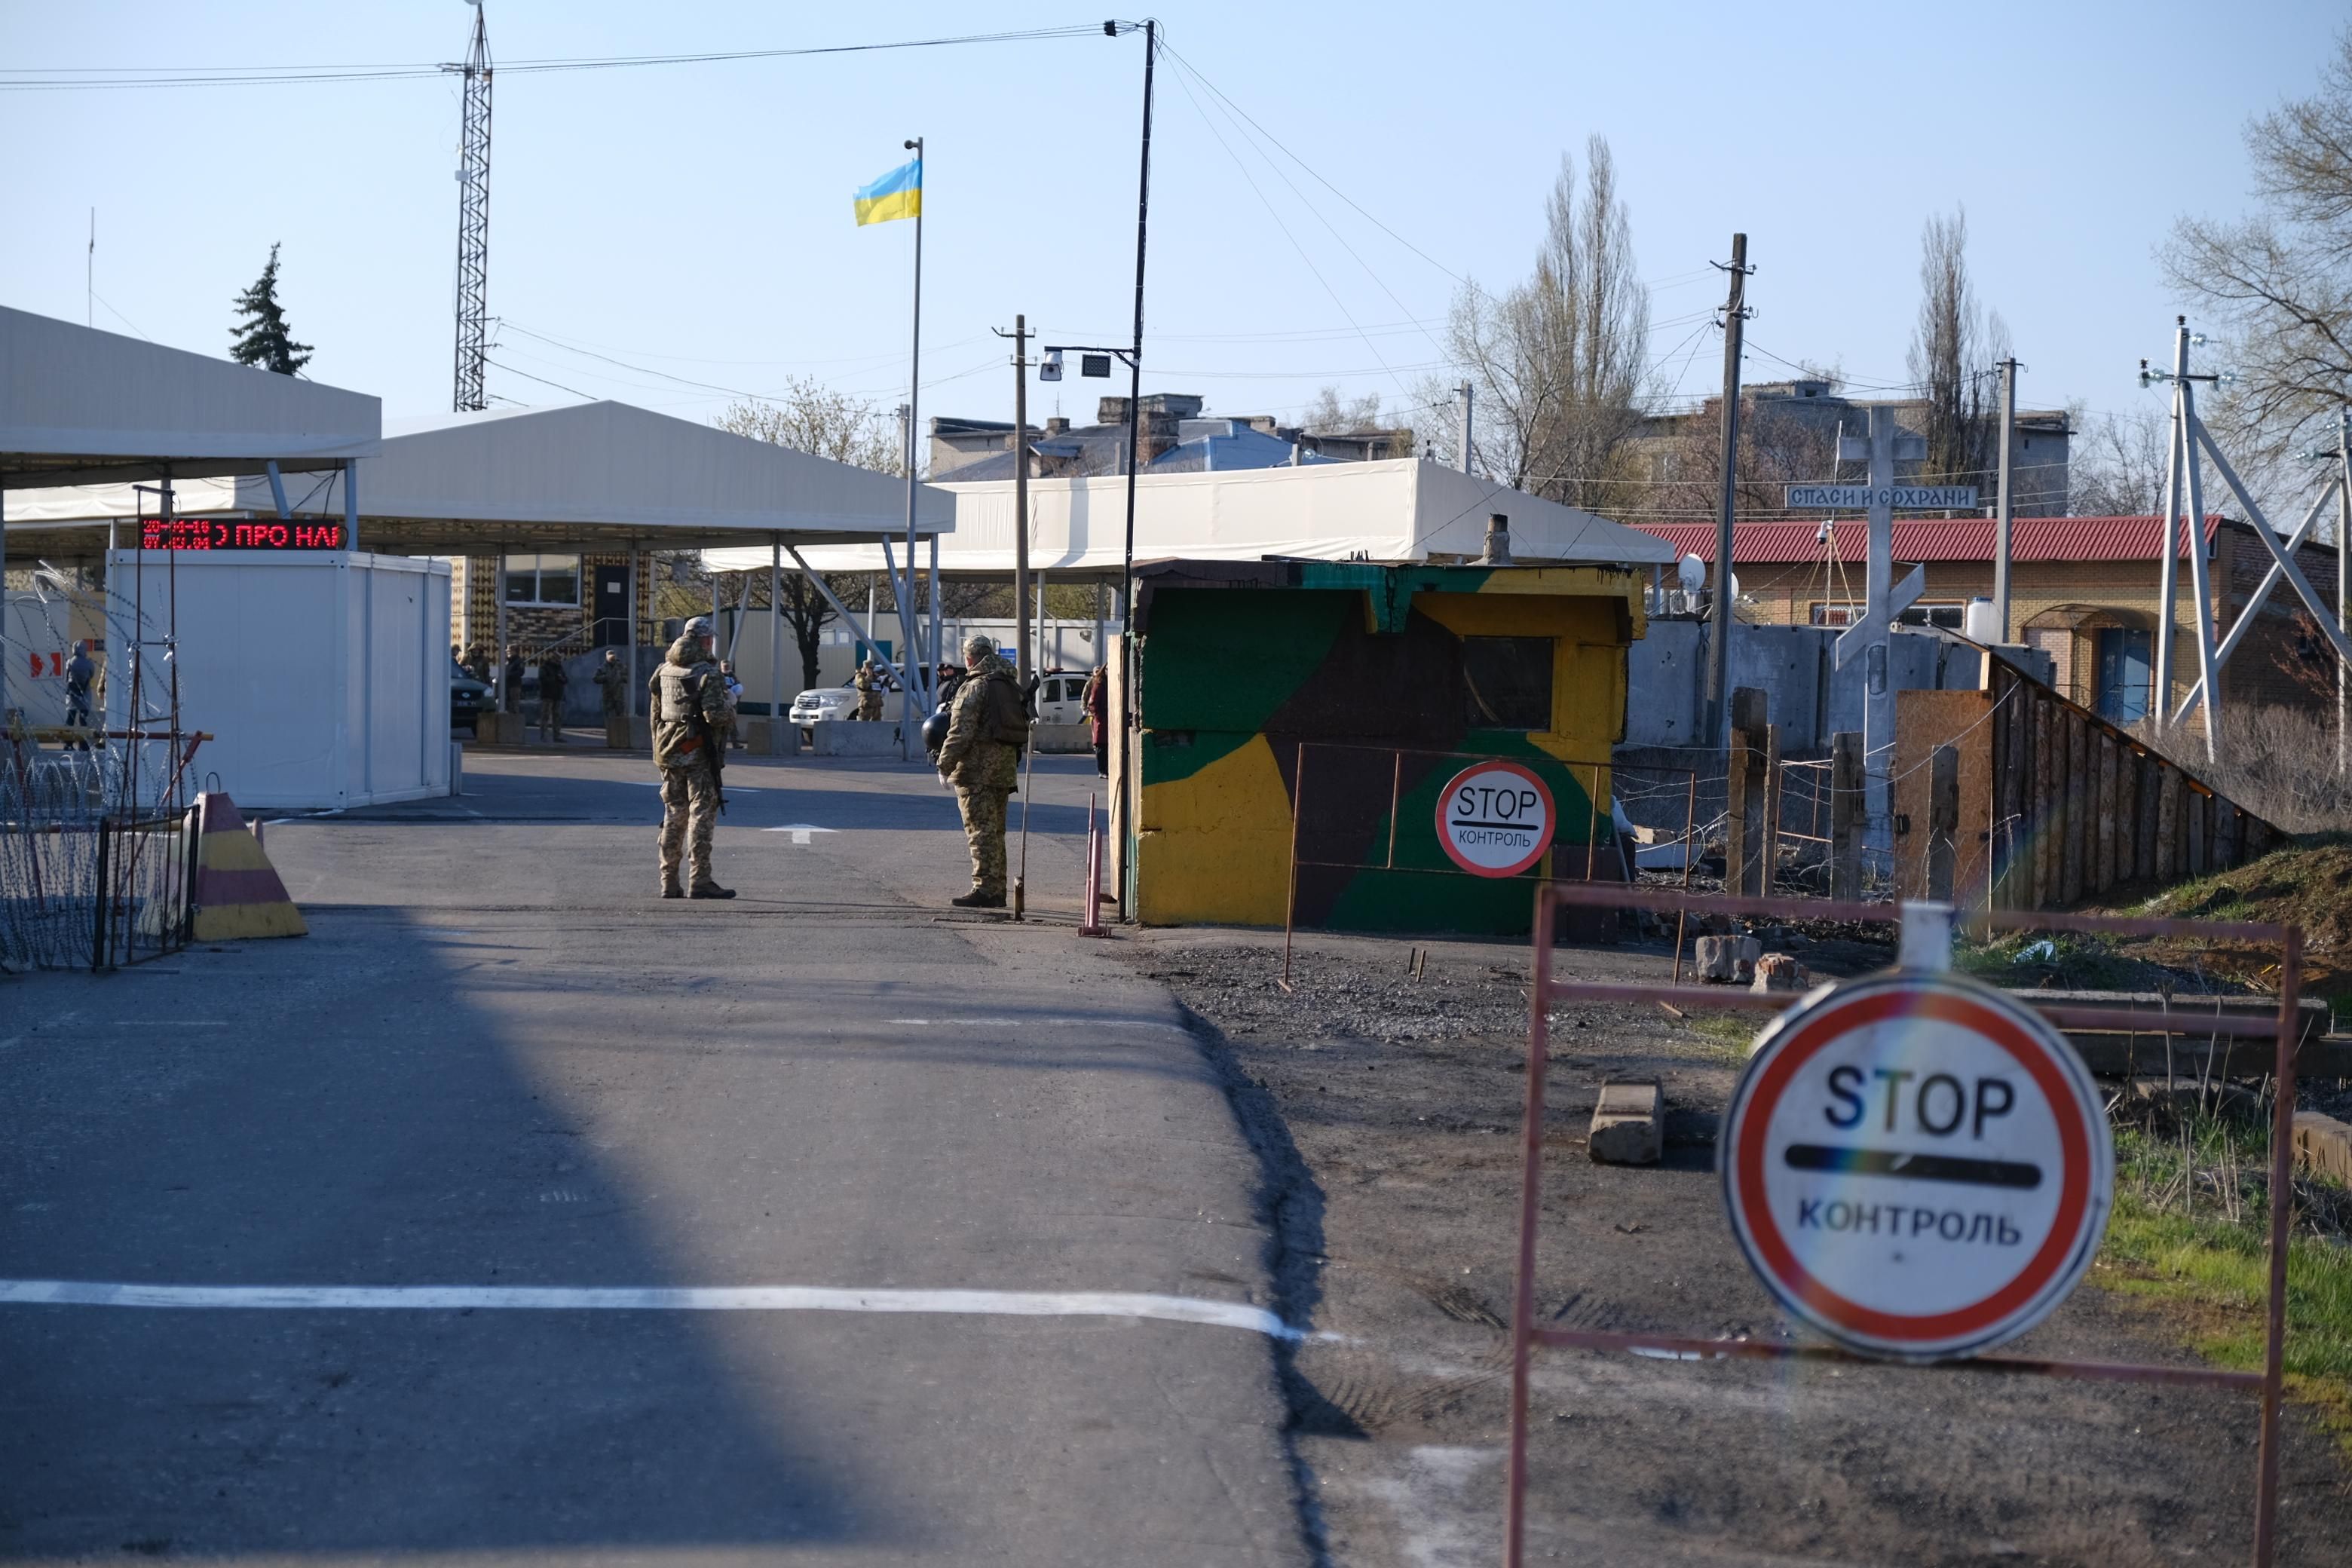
[{"xmin": 1963, "ymin": 597, "xmax": 2001, "ymax": 643}]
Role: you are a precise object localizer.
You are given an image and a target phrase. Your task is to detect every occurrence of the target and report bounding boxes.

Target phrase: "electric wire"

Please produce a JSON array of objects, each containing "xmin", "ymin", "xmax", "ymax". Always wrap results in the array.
[{"xmin": 0, "ymin": 25, "xmax": 1109, "ymax": 91}]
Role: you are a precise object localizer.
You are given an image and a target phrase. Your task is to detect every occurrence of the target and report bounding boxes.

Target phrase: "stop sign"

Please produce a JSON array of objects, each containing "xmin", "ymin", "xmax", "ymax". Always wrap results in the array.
[
  {"xmin": 1722, "ymin": 971, "xmax": 2113, "ymax": 1361},
  {"xmin": 1434, "ymin": 760, "xmax": 1554, "ymax": 878}
]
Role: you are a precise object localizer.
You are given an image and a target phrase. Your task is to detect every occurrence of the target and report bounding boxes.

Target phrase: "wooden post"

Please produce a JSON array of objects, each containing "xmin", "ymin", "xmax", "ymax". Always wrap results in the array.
[
  {"xmin": 1927, "ymin": 743, "xmax": 1959, "ymax": 902},
  {"xmin": 2119, "ymin": 744, "xmax": 2141, "ymax": 884},
  {"xmin": 2188, "ymin": 788, "xmax": 2207, "ymax": 877},
  {"xmin": 2215, "ymin": 799, "xmax": 2238, "ymax": 870},
  {"xmin": 1830, "ymin": 731, "xmax": 1864, "ymax": 901},
  {"xmin": 2157, "ymin": 767, "xmax": 2181, "ymax": 882},
  {"xmin": 2094, "ymin": 732, "xmax": 2117, "ymax": 893},
  {"xmin": 1726, "ymin": 687, "xmax": 1769, "ymax": 896},
  {"xmin": 2136, "ymin": 752, "xmax": 2159, "ymax": 883},
  {"xmin": 2031, "ymin": 697, "xmax": 2053, "ymax": 908},
  {"xmin": 2061, "ymin": 711, "xmax": 2086, "ymax": 904}
]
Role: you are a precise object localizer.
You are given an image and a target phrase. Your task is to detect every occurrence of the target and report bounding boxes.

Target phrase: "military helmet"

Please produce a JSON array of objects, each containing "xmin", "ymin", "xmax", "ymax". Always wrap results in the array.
[
  {"xmin": 963, "ymin": 633, "xmax": 996, "ymax": 660},
  {"xmin": 684, "ymin": 615, "xmax": 715, "ymax": 640}
]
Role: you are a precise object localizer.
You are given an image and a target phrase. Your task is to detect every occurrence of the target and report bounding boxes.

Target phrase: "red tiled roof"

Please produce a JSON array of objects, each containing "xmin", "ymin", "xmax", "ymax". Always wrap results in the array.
[{"xmin": 1633, "ymin": 516, "xmax": 2224, "ymax": 565}]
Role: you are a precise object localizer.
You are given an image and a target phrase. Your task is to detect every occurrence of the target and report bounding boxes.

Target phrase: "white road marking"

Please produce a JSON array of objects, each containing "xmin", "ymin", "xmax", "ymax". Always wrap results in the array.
[
  {"xmin": 761, "ymin": 823, "xmax": 838, "ymax": 844},
  {"xmin": 0, "ymin": 1280, "xmax": 1297, "ymax": 1338},
  {"xmin": 885, "ymin": 1017, "xmax": 1193, "ymax": 1036}
]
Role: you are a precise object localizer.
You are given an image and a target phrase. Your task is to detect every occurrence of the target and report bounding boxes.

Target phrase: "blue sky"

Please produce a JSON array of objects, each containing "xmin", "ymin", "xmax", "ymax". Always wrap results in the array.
[{"xmin": 2, "ymin": 1, "xmax": 2338, "ymax": 473}]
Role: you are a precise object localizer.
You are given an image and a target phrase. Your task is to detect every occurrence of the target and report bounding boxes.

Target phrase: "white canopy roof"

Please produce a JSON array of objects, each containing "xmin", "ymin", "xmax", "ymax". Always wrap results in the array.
[
  {"xmin": 5, "ymin": 400, "xmax": 953, "ymax": 556},
  {"xmin": 0, "ymin": 305, "xmax": 380, "ymax": 489},
  {"xmin": 706, "ymin": 458, "xmax": 1674, "ymax": 577}
]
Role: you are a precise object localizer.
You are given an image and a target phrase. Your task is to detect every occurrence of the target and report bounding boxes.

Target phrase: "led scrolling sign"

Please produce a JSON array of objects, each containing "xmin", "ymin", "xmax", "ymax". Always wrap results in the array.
[{"xmin": 139, "ymin": 518, "xmax": 346, "ymax": 551}]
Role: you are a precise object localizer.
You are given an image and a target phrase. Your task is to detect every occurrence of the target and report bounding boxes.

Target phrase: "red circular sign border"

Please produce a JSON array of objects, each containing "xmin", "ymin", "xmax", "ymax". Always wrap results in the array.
[
  {"xmin": 1726, "ymin": 978, "xmax": 2101, "ymax": 1352},
  {"xmin": 1432, "ymin": 760, "xmax": 1557, "ymax": 880}
]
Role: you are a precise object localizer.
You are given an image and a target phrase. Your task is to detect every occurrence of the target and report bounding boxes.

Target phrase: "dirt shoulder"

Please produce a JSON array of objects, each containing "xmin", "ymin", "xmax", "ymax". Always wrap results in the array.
[{"xmin": 1121, "ymin": 924, "xmax": 2352, "ymax": 1568}]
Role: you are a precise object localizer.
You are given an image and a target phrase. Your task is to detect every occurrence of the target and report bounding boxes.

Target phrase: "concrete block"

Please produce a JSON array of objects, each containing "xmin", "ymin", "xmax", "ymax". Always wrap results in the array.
[
  {"xmin": 473, "ymin": 712, "xmax": 523, "ymax": 747},
  {"xmin": 605, "ymin": 715, "xmax": 633, "ymax": 749},
  {"xmin": 1694, "ymin": 934, "xmax": 1760, "ymax": 985},
  {"xmin": 1752, "ymin": 952, "xmax": 1809, "ymax": 993},
  {"xmin": 810, "ymin": 720, "xmax": 905, "ymax": 757},
  {"xmin": 2295, "ymin": 1112, "xmax": 2352, "ymax": 1187},
  {"xmin": 1589, "ymin": 1080, "xmax": 1663, "ymax": 1165},
  {"xmin": 1031, "ymin": 721, "xmax": 1094, "ymax": 755}
]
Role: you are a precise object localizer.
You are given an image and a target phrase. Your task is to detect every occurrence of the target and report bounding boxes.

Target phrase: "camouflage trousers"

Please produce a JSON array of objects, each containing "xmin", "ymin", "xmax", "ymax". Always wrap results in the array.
[
  {"xmin": 856, "ymin": 695, "xmax": 884, "ymax": 721},
  {"xmin": 658, "ymin": 766, "xmax": 722, "ymax": 890},
  {"xmin": 957, "ymin": 787, "xmax": 1012, "ymax": 896}
]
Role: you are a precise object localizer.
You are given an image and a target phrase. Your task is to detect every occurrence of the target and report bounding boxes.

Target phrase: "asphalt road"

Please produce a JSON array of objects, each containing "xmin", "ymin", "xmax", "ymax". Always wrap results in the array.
[{"xmin": 0, "ymin": 748, "xmax": 1308, "ymax": 1566}]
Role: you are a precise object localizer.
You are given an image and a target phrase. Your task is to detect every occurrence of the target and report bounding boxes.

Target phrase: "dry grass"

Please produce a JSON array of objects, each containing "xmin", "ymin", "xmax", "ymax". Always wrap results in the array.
[{"xmin": 2173, "ymin": 706, "xmax": 2352, "ymax": 835}]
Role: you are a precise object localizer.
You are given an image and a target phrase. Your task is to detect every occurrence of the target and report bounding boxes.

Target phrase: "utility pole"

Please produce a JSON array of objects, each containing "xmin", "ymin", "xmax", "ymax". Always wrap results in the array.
[
  {"xmin": 1000, "ymin": 314, "xmax": 1034, "ymax": 684},
  {"xmin": 1993, "ymin": 357, "xmax": 2017, "ymax": 643},
  {"xmin": 447, "ymin": 0, "xmax": 492, "ymax": 413},
  {"xmin": 1456, "ymin": 381, "xmax": 1475, "ymax": 474},
  {"xmin": 1702, "ymin": 233, "xmax": 1752, "ymax": 749},
  {"xmin": 87, "ymin": 210, "xmax": 94, "ymax": 329},
  {"xmin": 2339, "ymin": 405, "xmax": 2350, "ymax": 776}
]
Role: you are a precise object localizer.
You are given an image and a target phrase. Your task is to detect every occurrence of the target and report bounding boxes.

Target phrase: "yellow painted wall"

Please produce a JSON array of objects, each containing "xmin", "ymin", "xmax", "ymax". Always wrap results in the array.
[{"xmin": 1135, "ymin": 732, "xmax": 1296, "ymax": 926}]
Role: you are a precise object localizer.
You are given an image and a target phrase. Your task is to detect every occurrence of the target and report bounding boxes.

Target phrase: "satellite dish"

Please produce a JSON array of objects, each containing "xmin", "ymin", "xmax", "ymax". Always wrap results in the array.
[{"xmin": 1676, "ymin": 554, "xmax": 1705, "ymax": 594}]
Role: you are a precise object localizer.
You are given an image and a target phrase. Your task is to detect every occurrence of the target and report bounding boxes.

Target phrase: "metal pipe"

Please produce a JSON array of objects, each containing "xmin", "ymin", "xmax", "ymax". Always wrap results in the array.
[
  {"xmin": 1282, "ymin": 742, "xmax": 1305, "ymax": 987},
  {"xmin": 2252, "ymin": 925, "xmax": 2302, "ymax": 1568},
  {"xmin": 1503, "ymin": 893, "xmax": 1555, "ymax": 1568}
]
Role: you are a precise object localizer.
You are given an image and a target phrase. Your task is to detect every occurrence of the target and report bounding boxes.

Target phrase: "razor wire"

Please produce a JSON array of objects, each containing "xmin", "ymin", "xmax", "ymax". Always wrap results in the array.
[{"xmin": 2, "ymin": 559, "xmax": 195, "ymax": 971}]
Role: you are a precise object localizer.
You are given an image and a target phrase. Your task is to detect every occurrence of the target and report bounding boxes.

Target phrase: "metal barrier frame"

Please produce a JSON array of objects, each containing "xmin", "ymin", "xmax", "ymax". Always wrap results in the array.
[
  {"xmin": 1279, "ymin": 740, "xmax": 1701, "ymax": 985},
  {"xmin": 1506, "ymin": 884, "xmax": 2305, "ymax": 1568},
  {"xmin": 91, "ymin": 810, "xmax": 198, "ymax": 971}
]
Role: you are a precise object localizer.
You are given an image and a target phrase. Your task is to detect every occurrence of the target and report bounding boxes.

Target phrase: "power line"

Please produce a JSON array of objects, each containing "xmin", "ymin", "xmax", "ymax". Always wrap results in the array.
[{"xmin": 0, "ymin": 24, "xmax": 1107, "ymax": 90}]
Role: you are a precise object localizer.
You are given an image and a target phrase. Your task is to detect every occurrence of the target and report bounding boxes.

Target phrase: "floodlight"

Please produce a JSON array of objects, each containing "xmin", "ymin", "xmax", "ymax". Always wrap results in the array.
[
  {"xmin": 1040, "ymin": 348, "xmax": 1064, "ymax": 382},
  {"xmin": 1081, "ymin": 354, "xmax": 1113, "ymax": 378}
]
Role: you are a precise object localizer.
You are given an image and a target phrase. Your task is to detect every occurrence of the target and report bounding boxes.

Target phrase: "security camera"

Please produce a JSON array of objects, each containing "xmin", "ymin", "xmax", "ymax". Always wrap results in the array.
[{"xmin": 1040, "ymin": 348, "xmax": 1064, "ymax": 383}]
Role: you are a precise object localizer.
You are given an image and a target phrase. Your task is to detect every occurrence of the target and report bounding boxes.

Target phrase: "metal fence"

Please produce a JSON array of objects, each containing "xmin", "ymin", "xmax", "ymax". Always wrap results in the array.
[{"xmin": 1, "ymin": 746, "xmax": 194, "ymax": 973}]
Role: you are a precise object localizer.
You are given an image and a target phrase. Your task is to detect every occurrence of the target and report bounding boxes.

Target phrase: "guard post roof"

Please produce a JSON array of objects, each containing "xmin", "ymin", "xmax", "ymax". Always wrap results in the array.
[{"xmin": 0, "ymin": 305, "xmax": 380, "ymax": 489}]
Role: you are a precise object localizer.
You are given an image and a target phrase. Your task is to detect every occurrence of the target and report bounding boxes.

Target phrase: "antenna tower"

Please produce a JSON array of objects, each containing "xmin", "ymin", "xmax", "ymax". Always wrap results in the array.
[{"xmin": 449, "ymin": 2, "xmax": 493, "ymax": 412}]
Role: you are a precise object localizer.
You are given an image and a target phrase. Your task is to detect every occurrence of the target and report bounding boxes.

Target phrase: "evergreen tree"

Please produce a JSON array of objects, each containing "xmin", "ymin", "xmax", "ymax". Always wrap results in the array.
[{"xmin": 228, "ymin": 243, "xmax": 313, "ymax": 375}]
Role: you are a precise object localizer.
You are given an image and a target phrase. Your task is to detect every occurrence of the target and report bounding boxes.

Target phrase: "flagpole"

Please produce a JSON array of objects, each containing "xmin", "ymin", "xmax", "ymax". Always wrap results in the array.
[{"xmin": 902, "ymin": 136, "xmax": 926, "ymax": 757}]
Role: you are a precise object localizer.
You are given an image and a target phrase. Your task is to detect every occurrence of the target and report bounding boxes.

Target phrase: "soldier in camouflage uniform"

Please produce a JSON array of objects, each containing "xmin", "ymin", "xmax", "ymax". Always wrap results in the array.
[
  {"xmin": 592, "ymin": 650, "xmax": 629, "ymax": 716},
  {"xmin": 648, "ymin": 615, "xmax": 737, "ymax": 900},
  {"xmin": 933, "ymin": 633, "xmax": 1029, "ymax": 908},
  {"xmin": 853, "ymin": 657, "xmax": 885, "ymax": 721}
]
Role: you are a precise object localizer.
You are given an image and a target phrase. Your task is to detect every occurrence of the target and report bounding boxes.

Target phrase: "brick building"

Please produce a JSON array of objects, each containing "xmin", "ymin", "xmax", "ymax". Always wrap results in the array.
[{"xmin": 1634, "ymin": 516, "xmax": 2344, "ymax": 727}]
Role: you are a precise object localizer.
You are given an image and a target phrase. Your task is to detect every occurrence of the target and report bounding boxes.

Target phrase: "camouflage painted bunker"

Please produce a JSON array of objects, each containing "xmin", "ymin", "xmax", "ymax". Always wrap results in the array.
[{"xmin": 1124, "ymin": 558, "xmax": 1645, "ymax": 932}]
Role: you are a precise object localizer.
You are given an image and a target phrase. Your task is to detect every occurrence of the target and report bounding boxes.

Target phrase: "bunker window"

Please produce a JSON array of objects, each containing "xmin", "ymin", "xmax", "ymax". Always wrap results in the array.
[{"xmin": 1462, "ymin": 635, "xmax": 1553, "ymax": 730}]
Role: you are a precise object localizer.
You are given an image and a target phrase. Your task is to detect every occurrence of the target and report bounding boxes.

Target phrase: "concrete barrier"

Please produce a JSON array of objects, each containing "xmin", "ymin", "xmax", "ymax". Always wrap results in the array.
[
  {"xmin": 810, "ymin": 721, "xmax": 906, "ymax": 757},
  {"xmin": 473, "ymin": 712, "xmax": 524, "ymax": 746},
  {"xmin": 733, "ymin": 718, "xmax": 801, "ymax": 757},
  {"xmin": 1031, "ymin": 722, "xmax": 1093, "ymax": 755}
]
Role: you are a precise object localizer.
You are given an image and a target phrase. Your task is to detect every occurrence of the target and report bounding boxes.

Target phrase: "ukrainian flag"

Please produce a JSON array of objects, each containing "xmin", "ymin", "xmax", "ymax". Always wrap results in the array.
[{"xmin": 853, "ymin": 158, "xmax": 922, "ymax": 226}]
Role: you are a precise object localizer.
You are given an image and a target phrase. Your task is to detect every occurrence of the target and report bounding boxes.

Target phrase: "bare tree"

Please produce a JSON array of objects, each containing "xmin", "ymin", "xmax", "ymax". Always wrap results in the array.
[
  {"xmin": 2069, "ymin": 403, "xmax": 2172, "ymax": 516},
  {"xmin": 1301, "ymin": 385, "xmax": 1386, "ymax": 434},
  {"xmin": 1447, "ymin": 136, "xmax": 1651, "ymax": 510},
  {"xmin": 714, "ymin": 381, "xmax": 904, "ymax": 687},
  {"xmin": 1906, "ymin": 208, "xmax": 2010, "ymax": 489},
  {"xmin": 2162, "ymin": 29, "xmax": 2352, "ymax": 491}
]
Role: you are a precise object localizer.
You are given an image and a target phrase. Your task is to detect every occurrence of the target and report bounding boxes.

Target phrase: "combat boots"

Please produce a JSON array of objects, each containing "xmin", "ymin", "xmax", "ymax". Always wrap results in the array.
[
  {"xmin": 951, "ymin": 889, "xmax": 1006, "ymax": 908},
  {"xmin": 688, "ymin": 883, "xmax": 737, "ymax": 900}
]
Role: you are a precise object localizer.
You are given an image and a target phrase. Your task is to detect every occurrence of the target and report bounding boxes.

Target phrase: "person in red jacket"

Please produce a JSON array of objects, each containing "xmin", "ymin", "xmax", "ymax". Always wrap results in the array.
[{"xmin": 1081, "ymin": 666, "xmax": 1108, "ymax": 777}]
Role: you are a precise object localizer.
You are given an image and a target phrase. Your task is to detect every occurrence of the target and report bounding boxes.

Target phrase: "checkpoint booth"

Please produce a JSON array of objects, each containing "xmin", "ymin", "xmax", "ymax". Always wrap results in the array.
[
  {"xmin": 11, "ymin": 400, "xmax": 954, "ymax": 803},
  {"xmin": 1114, "ymin": 554, "xmax": 1670, "ymax": 933}
]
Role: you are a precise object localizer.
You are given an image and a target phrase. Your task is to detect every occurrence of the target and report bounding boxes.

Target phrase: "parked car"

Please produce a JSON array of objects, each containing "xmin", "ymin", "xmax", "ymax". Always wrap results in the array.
[
  {"xmin": 1032, "ymin": 669, "xmax": 1092, "ymax": 726},
  {"xmin": 788, "ymin": 674, "xmax": 903, "ymax": 728},
  {"xmin": 451, "ymin": 658, "xmax": 492, "ymax": 732}
]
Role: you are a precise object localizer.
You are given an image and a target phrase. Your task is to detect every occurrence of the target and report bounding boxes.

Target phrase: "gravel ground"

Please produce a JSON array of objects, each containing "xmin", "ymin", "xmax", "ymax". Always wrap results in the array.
[{"xmin": 1122, "ymin": 923, "xmax": 2352, "ymax": 1568}]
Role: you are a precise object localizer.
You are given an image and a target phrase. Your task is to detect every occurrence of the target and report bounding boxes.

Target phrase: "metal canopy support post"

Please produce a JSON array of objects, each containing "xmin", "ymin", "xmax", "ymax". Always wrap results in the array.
[
  {"xmin": 928, "ymin": 534, "xmax": 941, "ymax": 694},
  {"xmin": 786, "ymin": 544, "xmax": 911, "ymax": 696},
  {"xmin": 265, "ymin": 460, "xmax": 292, "ymax": 521},
  {"xmin": 624, "ymin": 545, "xmax": 639, "ymax": 719},
  {"xmin": 769, "ymin": 536, "xmax": 782, "ymax": 749},
  {"xmin": 1848, "ymin": 406, "xmax": 1920, "ymax": 851},
  {"xmin": 0, "ymin": 481, "xmax": 11, "ymax": 724},
  {"xmin": 343, "ymin": 461, "xmax": 359, "ymax": 555},
  {"xmin": 880, "ymin": 537, "xmax": 920, "ymax": 760}
]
